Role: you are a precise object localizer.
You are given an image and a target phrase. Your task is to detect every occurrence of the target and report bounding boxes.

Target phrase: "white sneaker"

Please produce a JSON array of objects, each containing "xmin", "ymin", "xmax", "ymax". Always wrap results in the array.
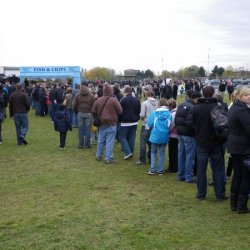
[
  {"xmin": 148, "ymin": 171, "xmax": 155, "ymax": 175},
  {"xmin": 124, "ymin": 153, "xmax": 133, "ymax": 160}
]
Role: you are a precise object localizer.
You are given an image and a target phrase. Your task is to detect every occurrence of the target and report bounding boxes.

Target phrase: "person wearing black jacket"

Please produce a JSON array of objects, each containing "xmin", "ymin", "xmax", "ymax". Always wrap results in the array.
[
  {"xmin": 175, "ymin": 89, "xmax": 200, "ymax": 183},
  {"xmin": 161, "ymin": 83, "xmax": 172, "ymax": 100},
  {"xmin": 9, "ymin": 84, "xmax": 30, "ymax": 145},
  {"xmin": 227, "ymin": 87, "xmax": 250, "ymax": 213},
  {"xmin": 187, "ymin": 86, "xmax": 226, "ymax": 201},
  {"xmin": 118, "ymin": 86, "xmax": 141, "ymax": 160}
]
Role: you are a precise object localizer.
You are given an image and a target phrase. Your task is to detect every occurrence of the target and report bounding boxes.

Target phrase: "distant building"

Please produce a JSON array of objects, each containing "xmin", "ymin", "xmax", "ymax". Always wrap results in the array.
[
  {"xmin": 124, "ymin": 69, "xmax": 140, "ymax": 77},
  {"xmin": 0, "ymin": 66, "xmax": 20, "ymax": 76}
]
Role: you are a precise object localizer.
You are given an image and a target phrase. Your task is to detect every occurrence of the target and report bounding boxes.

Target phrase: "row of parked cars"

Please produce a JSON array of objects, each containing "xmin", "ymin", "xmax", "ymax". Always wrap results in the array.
[{"xmin": 208, "ymin": 79, "xmax": 250, "ymax": 88}]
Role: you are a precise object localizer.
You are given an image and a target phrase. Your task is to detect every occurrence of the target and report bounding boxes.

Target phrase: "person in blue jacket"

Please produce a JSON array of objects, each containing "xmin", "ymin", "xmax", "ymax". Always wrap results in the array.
[
  {"xmin": 147, "ymin": 99, "xmax": 172, "ymax": 175},
  {"xmin": 54, "ymin": 104, "xmax": 72, "ymax": 149}
]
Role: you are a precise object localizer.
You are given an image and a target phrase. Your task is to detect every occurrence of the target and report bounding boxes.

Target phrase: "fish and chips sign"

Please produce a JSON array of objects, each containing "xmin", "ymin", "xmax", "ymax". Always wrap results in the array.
[{"xmin": 20, "ymin": 66, "xmax": 81, "ymax": 87}]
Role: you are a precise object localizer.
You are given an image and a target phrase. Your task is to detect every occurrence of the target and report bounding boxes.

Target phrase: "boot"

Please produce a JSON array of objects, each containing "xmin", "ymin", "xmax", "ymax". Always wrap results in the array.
[
  {"xmin": 237, "ymin": 195, "xmax": 249, "ymax": 214},
  {"xmin": 230, "ymin": 193, "xmax": 237, "ymax": 212}
]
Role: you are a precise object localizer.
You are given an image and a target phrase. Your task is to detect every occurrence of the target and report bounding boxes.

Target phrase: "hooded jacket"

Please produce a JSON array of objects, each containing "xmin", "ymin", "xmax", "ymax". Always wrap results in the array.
[
  {"xmin": 140, "ymin": 98, "xmax": 158, "ymax": 126},
  {"xmin": 54, "ymin": 109, "xmax": 72, "ymax": 133},
  {"xmin": 91, "ymin": 85, "xmax": 122, "ymax": 126},
  {"xmin": 72, "ymin": 85, "xmax": 95, "ymax": 113},
  {"xmin": 147, "ymin": 106, "xmax": 172, "ymax": 144}
]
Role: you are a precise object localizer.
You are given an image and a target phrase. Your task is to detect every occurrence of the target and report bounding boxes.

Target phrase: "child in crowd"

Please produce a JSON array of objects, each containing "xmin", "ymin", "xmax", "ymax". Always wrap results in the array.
[
  {"xmin": 147, "ymin": 98, "xmax": 172, "ymax": 175},
  {"xmin": 54, "ymin": 104, "xmax": 72, "ymax": 149}
]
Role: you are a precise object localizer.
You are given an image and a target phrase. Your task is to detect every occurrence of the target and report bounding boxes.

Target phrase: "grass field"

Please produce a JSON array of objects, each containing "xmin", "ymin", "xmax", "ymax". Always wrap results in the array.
[{"xmin": 0, "ymin": 95, "xmax": 249, "ymax": 250}]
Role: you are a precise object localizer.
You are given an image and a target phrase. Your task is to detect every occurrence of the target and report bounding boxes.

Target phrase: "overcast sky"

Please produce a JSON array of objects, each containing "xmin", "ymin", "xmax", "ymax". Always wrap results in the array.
[{"xmin": 0, "ymin": 0, "xmax": 249, "ymax": 74}]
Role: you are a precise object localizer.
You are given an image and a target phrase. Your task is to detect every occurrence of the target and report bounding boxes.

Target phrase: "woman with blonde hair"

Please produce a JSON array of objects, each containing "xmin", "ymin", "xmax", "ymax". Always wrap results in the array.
[{"xmin": 227, "ymin": 87, "xmax": 250, "ymax": 213}]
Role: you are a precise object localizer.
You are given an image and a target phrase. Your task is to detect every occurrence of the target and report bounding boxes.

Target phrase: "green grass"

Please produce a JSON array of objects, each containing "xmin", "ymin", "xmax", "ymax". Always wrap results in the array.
[{"xmin": 0, "ymin": 96, "xmax": 249, "ymax": 249}]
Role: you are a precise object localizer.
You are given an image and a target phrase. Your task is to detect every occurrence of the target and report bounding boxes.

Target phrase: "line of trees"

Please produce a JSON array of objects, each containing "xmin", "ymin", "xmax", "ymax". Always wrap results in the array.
[{"xmin": 83, "ymin": 65, "xmax": 250, "ymax": 81}]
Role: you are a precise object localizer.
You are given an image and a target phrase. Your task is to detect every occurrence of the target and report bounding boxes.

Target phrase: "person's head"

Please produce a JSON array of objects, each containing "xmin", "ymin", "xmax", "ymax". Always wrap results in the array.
[
  {"xmin": 66, "ymin": 87, "xmax": 72, "ymax": 94},
  {"xmin": 231, "ymin": 89, "xmax": 241, "ymax": 102},
  {"xmin": 186, "ymin": 89, "xmax": 196, "ymax": 99},
  {"xmin": 202, "ymin": 86, "xmax": 215, "ymax": 98},
  {"xmin": 214, "ymin": 93, "xmax": 224, "ymax": 103},
  {"xmin": 146, "ymin": 90, "xmax": 154, "ymax": 98},
  {"xmin": 144, "ymin": 84, "xmax": 153, "ymax": 93},
  {"xmin": 124, "ymin": 86, "xmax": 132, "ymax": 95},
  {"xmin": 238, "ymin": 87, "xmax": 250, "ymax": 105},
  {"xmin": 103, "ymin": 84, "xmax": 113, "ymax": 96},
  {"xmin": 167, "ymin": 98, "xmax": 177, "ymax": 110},
  {"xmin": 158, "ymin": 98, "xmax": 167, "ymax": 107},
  {"xmin": 15, "ymin": 83, "xmax": 23, "ymax": 92},
  {"xmin": 113, "ymin": 83, "xmax": 120, "ymax": 94}
]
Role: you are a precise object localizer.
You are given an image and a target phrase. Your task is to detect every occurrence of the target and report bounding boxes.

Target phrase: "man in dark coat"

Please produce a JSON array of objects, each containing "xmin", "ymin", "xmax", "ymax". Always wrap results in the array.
[
  {"xmin": 9, "ymin": 84, "xmax": 30, "ymax": 145},
  {"xmin": 118, "ymin": 86, "xmax": 141, "ymax": 160},
  {"xmin": 187, "ymin": 86, "xmax": 227, "ymax": 201}
]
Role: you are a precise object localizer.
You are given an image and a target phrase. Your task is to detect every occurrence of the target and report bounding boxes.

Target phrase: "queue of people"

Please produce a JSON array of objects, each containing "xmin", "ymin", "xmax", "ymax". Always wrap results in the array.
[{"xmin": 0, "ymin": 80, "xmax": 249, "ymax": 214}]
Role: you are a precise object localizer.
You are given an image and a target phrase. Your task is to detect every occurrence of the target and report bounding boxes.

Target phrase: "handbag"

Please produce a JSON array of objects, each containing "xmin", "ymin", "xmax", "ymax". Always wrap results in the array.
[
  {"xmin": 93, "ymin": 97, "xmax": 110, "ymax": 127},
  {"xmin": 62, "ymin": 97, "xmax": 67, "ymax": 106},
  {"xmin": 243, "ymin": 155, "xmax": 250, "ymax": 173}
]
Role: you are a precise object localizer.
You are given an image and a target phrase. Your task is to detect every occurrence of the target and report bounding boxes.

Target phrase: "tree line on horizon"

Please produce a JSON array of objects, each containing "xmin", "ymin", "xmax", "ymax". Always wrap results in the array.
[{"xmin": 83, "ymin": 65, "xmax": 250, "ymax": 81}]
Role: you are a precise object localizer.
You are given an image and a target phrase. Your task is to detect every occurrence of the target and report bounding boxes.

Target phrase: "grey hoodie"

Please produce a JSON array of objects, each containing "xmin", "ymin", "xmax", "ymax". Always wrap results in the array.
[{"xmin": 140, "ymin": 97, "xmax": 158, "ymax": 126}]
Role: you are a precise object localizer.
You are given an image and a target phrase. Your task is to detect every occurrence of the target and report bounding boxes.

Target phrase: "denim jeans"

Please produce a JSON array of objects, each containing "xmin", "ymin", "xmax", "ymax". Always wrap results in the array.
[
  {"xmin": 150, "ymin": 143, "xmax": 167, "ymax": 174},
  {"xmin": 77, "ymin": 112, "xmax": 92, "ymax": 148},
  {"xmin": 139, "ymin": 126, "xmax": 151, "ymax": 163},
  {"xmin": 34, "ymin": 101, "xmax": 41, "ymax": 116},
  {"xmin": 118, "ymin": 125, "xmax": 137, "ymax": 156},
  {"xmin": 177, "ymin": 135, "xmax": 196, "ymax": 182},
  {"xmin": 196, "ymin": 145, "xmax": 226, "ymax": 199},
  {"xmin": 50, "ymin": 102, "xmax": 58, "ymax": 121},
  {"xmin": 66, "ymin": 109, "xmax": 73, "ymax": 126},
  {"xmin": 13, "ymin": 113, "xmax": 29, "ymax": 144},
  {"xmin": 96, "ymin": 125, "xmax": 116, "ymax": 161},
  {"xmin": 72, "ymin": 112, "xmax": 78, "ymax": 127}
]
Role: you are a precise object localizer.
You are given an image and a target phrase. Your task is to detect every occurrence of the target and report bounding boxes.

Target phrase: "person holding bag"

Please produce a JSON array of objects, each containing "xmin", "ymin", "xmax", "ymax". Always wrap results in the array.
[{"xmin": 92, "ymin": 84, "xmax": 122, "ymax": 164}]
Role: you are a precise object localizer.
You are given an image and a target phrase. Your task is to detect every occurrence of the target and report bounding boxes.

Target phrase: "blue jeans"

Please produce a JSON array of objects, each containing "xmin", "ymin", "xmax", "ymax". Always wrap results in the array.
[
  {"xmin": 196, "ymin": 145, "xmax": 226, "ymax": 199},
  {"xmin": 13, "ymin": 113, "xmax": 29, "ymax": 144},
  {"xmin": 77, "ymin": 112, "xmax": 92, "ymax": 148},
  {"xmin": 34, "ymin": 101, "xmax": 41, "ymax": 116},
  {"xmin": 150, "ymin": 143, "xmax": 167, "ymax": 174},
  {"xmin": 66, "ymin": 109, "xmax": 73, "ymax": 125},
  {"xmin": 96, "ymin": 125, "xmax": 116, "ymax": 161},
  {"xmin": 118, "ymin": 125, "xmax": 137, "ymax": 156},
  {"xmin": 72, "ymin": 112, "xmax": 78, "ymax": 127},
  {"xmin": 50, "ymin": 102, "xmax": 58, "ymax": 121},
  {"xmin": 177, "ymin": 135, "xmax": 196, "ymax": 182}
]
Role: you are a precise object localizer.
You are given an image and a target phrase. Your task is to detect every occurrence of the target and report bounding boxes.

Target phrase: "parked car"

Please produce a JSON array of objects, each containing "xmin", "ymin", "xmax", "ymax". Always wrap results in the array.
[
  {"xmin": 209, "ymin": 79, "xmax": 220, "ymax": 88},
  {"xmin": 242, "ymin": 79, "xmax": 250, "ymax": 85},
  {"xmin": 232, "ymin": 79, "xmax": 243, "ymax": 86}
]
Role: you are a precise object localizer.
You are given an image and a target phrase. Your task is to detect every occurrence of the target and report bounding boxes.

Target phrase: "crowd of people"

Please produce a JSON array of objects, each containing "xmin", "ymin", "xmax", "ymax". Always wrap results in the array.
[{"xmin": 0, "ymin": 79, "xmax": 249, "ymax": 214}]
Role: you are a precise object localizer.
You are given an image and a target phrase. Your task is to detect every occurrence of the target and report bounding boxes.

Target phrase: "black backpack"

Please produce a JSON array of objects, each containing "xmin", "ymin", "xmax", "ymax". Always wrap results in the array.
[{"xmin": 210, "ymin": 102, "xmax": 229, "ymax": 141}]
